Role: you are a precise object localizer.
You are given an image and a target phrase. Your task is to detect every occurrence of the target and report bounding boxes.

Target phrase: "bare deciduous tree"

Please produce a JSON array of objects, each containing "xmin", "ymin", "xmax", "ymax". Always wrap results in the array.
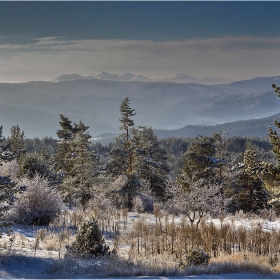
[{"xmin": 167, "ymin": 175, "xmax": 231, "ymax": 228}]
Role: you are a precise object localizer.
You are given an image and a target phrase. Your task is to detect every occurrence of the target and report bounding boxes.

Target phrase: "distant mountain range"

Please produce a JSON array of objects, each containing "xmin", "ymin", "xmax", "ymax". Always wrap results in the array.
[
  {"xmin": 154, "ymin": 113, "xmax": 280, "ymax": 139},
  {"xmin": 0, "ymin": 75, "xmax": 280, "ymax": 138},
  {"xmin": 92, "ymin": 113, "xmax": 280, "ymax": 144},
  {"xmin": 52, "ymin": 72, "xmax": 234, "ymax": 85}
]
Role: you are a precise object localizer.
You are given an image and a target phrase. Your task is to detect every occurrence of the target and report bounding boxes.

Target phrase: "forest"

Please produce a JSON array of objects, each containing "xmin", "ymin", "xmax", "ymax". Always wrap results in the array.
[{"xmin": 1, "ymin": 86, "xmax": 280, "ymax": 278}]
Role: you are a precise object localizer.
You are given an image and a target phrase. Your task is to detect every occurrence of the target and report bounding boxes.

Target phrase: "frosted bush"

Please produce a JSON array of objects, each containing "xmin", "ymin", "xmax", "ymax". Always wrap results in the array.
[
  {"xmin": 132, "ymin": 196, "xmax": 144, "ymax": 213},
  {"xmin": 11, "ymin": 173, "xmax": 64, "ymax": 226},
  {"xmin": 258, "ymin": 208, "xmax": 277, "ymax": 221},
  {"xmin": 0, "ymin": 159, "xmax": 19, "ymax": 181},
  {"xmin": 89, "ymin": 194, "xmax": 115, "ymax": 211},
  {"xmin": 138, "ymin": 194, "xmax": 154, "ymax": 212}
]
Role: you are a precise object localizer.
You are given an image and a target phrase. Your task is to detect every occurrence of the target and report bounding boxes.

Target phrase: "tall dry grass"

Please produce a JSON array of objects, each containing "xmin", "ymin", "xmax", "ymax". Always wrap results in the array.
[
  {"xmin": 46, "ymin": 253, "xmax": 273, "ymax": 278},
  {"xmin": 123, "ymin": 213, "xmax": 280, "ymax": 262}
]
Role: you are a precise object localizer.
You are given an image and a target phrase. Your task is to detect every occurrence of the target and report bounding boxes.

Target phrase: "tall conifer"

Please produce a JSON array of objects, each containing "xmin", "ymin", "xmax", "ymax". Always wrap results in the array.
[
  {"xmin": 132, "ymin": 126, "xmax": 170, "ymax": 198},
  {"xmin": 110, "ymin": 97, "xmax": 139, "ymax": 208},
  {"xmin": 54, "ymin": 115, "xmax": 95, "ymax": 207},
  {"xmin": 0, "ymin": 126, "xmax": 22, "ymax": 235}
]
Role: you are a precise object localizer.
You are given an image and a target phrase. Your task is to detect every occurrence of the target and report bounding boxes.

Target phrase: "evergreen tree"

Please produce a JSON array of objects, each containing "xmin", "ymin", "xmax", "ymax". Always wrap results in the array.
[
  {"xmin": 54, "ymin": 115, "xmax": 95, "ymax": 208},
  {"xmin": 24, "ymin": 136, "xmax": 57, "ymax": 155},
  {"xmin": 118, "ymin": 96, "xmax": 136, "ymax": 175},
  {"xmin": 213, "ymin": 131, "xmax": 228, "ymax": 184},
  {"xmin": 66, "ymin": 219, "xmax": 109, "ymax": 258},
  {"xmin": 232, "ymin": 149, "xmax": 269, "ymax": 213},
  {"xmin": 54, "ymin": 115, "xmax": 75, "ymax": 176},
  {"xmin": 132, "ymin": 126, "xmax": 170, "ymax": 198},
  {"xmin": 249, "ymin": 84, "xmax": 280, "ymax": 212},
  {"xmin": 8, "ymin": 125, "xmax": 26, "ymax": 161},
  {"xmin": 0, "ymin": 126, "xmax": 22, "ymax": 236},
  {"xmin": 18, "ymin": 152, "xmax": 51, "ymax": 179},
  {"xmin": 183, "ymin": 135, "xmax": 217, "ymax": 183},
  {"xmin": 109, "ymin": 97, "xmax": 139, "ymax": 208},
  {"xmin": 64, "ymin": 122, "xmax": 96, "ymax": 208}
]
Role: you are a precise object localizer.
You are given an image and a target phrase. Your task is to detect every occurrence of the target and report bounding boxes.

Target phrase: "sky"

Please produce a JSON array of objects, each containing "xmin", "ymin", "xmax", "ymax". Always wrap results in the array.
[{"xmin": 1, "ymin": 1, "xmax": 280, "ymax": 83}]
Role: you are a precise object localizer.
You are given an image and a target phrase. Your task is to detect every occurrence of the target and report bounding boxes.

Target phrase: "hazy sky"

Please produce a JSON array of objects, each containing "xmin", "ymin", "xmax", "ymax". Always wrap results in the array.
[{"xmin": 1, "ymin": 2, "xmax": 280, "ymax": 82}]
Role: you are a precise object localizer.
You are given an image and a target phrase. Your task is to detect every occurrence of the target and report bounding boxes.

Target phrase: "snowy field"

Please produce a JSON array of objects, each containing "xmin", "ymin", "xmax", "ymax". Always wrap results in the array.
[{"xmin": 0, "ymin": 212, "xmax": 280, "ymax": 278}]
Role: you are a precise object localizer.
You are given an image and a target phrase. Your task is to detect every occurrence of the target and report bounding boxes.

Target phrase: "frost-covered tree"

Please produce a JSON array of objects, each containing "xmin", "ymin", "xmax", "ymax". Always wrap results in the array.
[
  {"xmin": 182, "ymin": 132, "xmax": 233, "ymax": 192},
  {"xmin": 0, "ymin": 160, "xmax": 19, "ymax": 182},
  {"xmin": 0, "ymin": 126, "xmax": 23, "ymax": 236},
  {"xmin": 110, "ymin": 97, "xmax": 136, "ymax": 175},
  {"xmin": 244, "ymin": 84, "xmax": 280, "ymax": 212},
  {"xmin": 183, "ymin": 135, "xmax": 217, "ymax": 183},
  {"xmin": 18, "ymin": 153, "xmax": 51, "ymax": 179},
  {"xmin": 109, "ymin": 97, "xmax": 139, "ymax": 208},
  {"xmin": 212, "ymin": 130, "xmax": 231, "ymax": 186},
  {"xmin": 132, "ymin": 126, "xmax": 170, "ymax": 198},
  {"xmin": 8, "ymin": 125, "xmax": 26, "ymax": 161},
  {"xmin": 167, "ymin": 175, "xmax": 230, "ymax": 228},
  {"xmin": 55, "ymin": 115, "xmax": 96, "ymax": 208},
  {"xmin": 63, "ymin": 122, "xmax": 96, "ymax": 208},
  {"xmin": 232, "ymin": 149, "xmax": 269, "ymax": 213},
  {"xmin": 66, "ymin": 219, "xmax": 109, "ymax": 258},
  {"xmin": 54, "ymin": 115, "xmax": 75, "ymax": 175}
]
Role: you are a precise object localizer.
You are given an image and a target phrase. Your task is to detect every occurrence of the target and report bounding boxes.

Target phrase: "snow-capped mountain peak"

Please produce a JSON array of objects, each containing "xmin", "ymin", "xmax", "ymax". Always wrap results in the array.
[{"xmin": 52, "ymin": 74, "xmax": 85, "ymax": 82}]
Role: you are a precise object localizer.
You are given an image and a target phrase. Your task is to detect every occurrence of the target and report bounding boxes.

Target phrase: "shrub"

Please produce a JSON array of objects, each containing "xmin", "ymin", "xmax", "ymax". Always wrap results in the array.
[
  {"xmin": 185, "ymin": 249, "xmax": 211, "ymax": 266},
  {"xmin": 11, "ymin": 173, "xmax": 63, "ymax": 226},
  {"xmin": 132, "ymin": 196, "xmax": 144, "ymax": 213},
  {"xmin": 88, "ymin": 194, "xmax": 115, "ymax": 212},
  {"xmin": 0, "ymin": 159, "xmax": 19, "ymax": 181},
  {"xmin": 66, "ymin": 220, "xmax": 109, "ymax": 258}
]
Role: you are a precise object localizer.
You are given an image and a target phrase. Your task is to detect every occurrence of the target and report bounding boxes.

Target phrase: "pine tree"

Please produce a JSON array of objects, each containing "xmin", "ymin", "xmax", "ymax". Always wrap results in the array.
[
  {"xmin": 54, "ymin": 115, "xmax": 75, "ymax": 175},
  {"xmin": 233, "ymin": 149, "xmax": 269, "ymax": 213},
  {"xmin": 8, "ymin": 125, "xmax": 26, "ymax": 161},
  {"xmin": 118, "ymin": 96, "xmax": 136, "ymax": 175},
  {"xmin": 183, "ymin": 135, "xmax": 217, "ymax": 183},
  {"xmin": 65, "ymin": 122, "xmax": 96, "ymax": 208},
  {"xmin": 109, "ymin": 97, "xmax": 139, "ymax": 208},
  {"xmin": 18, "ymin": 153, "xmax": 50, "ymax": 179},
  {"xmin": 0, "ymin": 126, "xmax": 22, "ymax": 236},
  {"xmin": 213, "ymin": 130, "xmax": 228, "ymax": 184},
  {"xmin": 54, "ymin": 116, "xmax": 96, "ymax": 208},
  {"xmin": 249, "ymin": 84, "xmax": 280, "ymax": 212},
  {"xmin": 66, "ymin": 219, "xmax": 109, "ymax": 258},
  {"xmin": 132, "ymin": 126, "xmax": 170, "ymax": 198}
]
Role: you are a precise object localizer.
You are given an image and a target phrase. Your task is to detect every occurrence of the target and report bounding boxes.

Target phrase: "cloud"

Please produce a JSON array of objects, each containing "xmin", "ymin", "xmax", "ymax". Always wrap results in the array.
[{"xmin": 1, "ymin": 36, "xmax": 280, "ymax": 82}]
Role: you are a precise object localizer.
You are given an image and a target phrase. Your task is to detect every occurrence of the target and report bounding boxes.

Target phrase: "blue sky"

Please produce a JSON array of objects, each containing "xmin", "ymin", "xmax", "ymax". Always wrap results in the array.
[{"xmin": 1, "ymin": 2, "xmax": 280, "ymax": 82}]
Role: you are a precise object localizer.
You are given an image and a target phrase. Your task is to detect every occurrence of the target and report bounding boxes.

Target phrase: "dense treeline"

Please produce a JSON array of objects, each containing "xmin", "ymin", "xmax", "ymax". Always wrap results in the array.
[
  {"xmin": 1, "ymin": 85, "xmax": 280, "ymax": 277},
  {"xmin": 1, "ymin": 84, "xmax": 280, "ymax": 237},
  {"xmin": 19, "ymin": 135, "xmax": 273, "ymax": 157}
]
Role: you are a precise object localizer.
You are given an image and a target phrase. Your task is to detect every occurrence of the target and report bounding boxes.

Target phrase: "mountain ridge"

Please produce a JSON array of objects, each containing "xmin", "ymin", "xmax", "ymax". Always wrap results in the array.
[
  {"xmin": 0, "ymin": 75, "xmax": 280, "ymax": 138},
  {"xmin": 52, "ymin": 71, "xmax": 234, "ymax": 85},
  {"xmin": 93, "ymin": 113, "xmax": 280, "ymax": 144}
]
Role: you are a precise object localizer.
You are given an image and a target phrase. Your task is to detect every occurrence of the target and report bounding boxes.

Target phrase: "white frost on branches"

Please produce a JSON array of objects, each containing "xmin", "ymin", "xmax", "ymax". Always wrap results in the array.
[
  {"xmin": 167, "ymin": 175, "xmax": 231, "ymax": 227},
  {"xmin": 0, "ymin": 160, "xmax": 19, "ymax": 181},
  {"xmin": 11, "ymin": 173, "xmax": 64, "ymax": 225}
]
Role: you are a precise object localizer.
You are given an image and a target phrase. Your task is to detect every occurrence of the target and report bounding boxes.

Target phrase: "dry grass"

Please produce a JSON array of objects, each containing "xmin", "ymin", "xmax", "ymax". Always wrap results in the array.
[
  {"xmin": 4, "ymin": 203, "xmax": 280, "ymax": 278},
  {"xmin": 211, "ymin": 252, "xmax": 273, "ymax": 274},
  {"xmin": 46, "ymin": 205, "xmax": 280, "ymax": 275},
  {"xmin": 46, "ymin": 253, "xmax": 273, "ymax": 278},
  {"xmin": 34, "ymin": 228, "xmax": 75, "ymax": 258},
  {"xmin": 119, "ymin": 212, "xmax": 280, "ymax": 263}
]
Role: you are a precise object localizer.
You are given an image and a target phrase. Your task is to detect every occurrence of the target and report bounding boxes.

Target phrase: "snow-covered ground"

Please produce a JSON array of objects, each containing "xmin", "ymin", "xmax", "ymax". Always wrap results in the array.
[{"xmin": 0, "ymin": 213, "xmax": 280, "ymax": 278}]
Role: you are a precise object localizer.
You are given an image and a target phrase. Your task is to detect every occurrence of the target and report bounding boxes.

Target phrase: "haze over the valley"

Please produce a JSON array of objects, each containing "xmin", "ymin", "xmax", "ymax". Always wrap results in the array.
[{"xmin": 0, "ymin": 74, "xmax": 279, "ymax": 138}]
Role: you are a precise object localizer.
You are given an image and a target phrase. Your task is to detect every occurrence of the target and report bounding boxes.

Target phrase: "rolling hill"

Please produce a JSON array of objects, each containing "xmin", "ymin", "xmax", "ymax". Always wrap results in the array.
[{"xmin": 0, "ymin": 75, "xmax": 279, "ymax": 138}]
